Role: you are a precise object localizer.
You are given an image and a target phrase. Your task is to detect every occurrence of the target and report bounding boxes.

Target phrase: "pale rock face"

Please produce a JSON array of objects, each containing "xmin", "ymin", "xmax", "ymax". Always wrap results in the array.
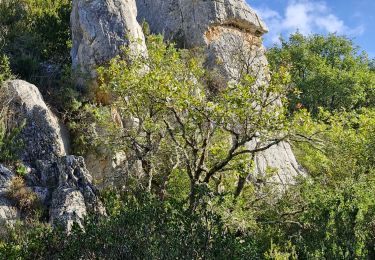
[
  {"xmin": 136, "ymin": 0, "xmax": 304, "ymax": 185},
  {"xmin": 71, "ymin": 0, "xmax": 147, "ymax": 77},
  {"xmin": 136, "ymin": 0, "xmax": 267, "ymax": 48},
  {"xmin": 50, "ymin": 188, "xmax": 87, "ymax": 231},
  {"xmin": 85, "ymin": 151, "xmax": 128, "ymax": 189},
  {"xmin": 137, "ymin": 0, "xmax": 269, "ymax": 84},
  {"xmin": 70, "ymin": 0, "xmax": 148, "ymax": 182},
  {"xmin": 0, "ymin": 80, "xmax": 104, "ymax": 231}
]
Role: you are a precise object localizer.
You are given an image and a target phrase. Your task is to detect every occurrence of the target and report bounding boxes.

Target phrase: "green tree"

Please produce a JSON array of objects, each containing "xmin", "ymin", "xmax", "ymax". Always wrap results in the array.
[
  {"xmin": 74, "ymin": 35, "xmax": 290, "ymax": 208},
  {"xmin": 268, "ymin": 32, "xmax": 375, "ymax": 114}
]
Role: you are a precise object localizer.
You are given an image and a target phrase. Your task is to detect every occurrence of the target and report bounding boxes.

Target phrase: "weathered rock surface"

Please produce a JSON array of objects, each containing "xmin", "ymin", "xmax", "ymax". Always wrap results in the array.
[
  {"xmin": 0, "ymin": 80, "xmax": 104, "ymax": 230},
  {"xmin": 50, "ymin": 156, "xmax": 105, "ymax": 230},
  {"xmin": 70, "ymin": 0, "xmax": 148, "ymax": 181},
  {"xmin": 71, "ymin": 0, "xmax": 147, "ymax": 77},
  {"xmin": 136, "ymin": 0, "xmax": 267, "ymax": 48},
  {"xmin": 85, "ymin": 151, "xmax": 128, "ymax": 189},
  {"xmin": 0, "ymin": 80, "xmax": 69, "ymax": 165},
  {"xmin": 136, "ymin": 0, "xmax": 304, "ymax": 184}
]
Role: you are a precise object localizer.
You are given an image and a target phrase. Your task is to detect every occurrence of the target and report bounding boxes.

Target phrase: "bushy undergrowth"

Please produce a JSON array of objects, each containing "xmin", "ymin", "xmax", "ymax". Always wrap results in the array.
[
  {"xmin": 0, "ymin": 193, "xmax": 260, "ymax": 259},
  {"xmin": 0, "ymin": 0, "xmax": 78, "ymax": 112}
]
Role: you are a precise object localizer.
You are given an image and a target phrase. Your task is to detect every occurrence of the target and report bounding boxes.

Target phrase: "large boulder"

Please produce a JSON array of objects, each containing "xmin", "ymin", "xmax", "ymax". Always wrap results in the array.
[
  {"xmin": 136, "ymin": 0, "xmax": 304, "ymax": 185},
  {"xmin": 136, "ymin": 0, "xmax": 269, "ymax": 83},
  {"xmin": 0, "ymin": 80, "xmax": 104, "ymax": 231},
  {"xmin": 0, "ymin": 80, "xmax": 69, "ymax": 165},
  {"xmin": 71, "ymin": 0, "xmax": 147, "ymax": 77}
]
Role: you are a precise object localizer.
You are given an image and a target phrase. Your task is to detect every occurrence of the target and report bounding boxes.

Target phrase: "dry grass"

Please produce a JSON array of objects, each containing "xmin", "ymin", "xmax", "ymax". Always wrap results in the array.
[{"xmin": 7, "ymin": 176, "xmax": 39, "ymax": 213}]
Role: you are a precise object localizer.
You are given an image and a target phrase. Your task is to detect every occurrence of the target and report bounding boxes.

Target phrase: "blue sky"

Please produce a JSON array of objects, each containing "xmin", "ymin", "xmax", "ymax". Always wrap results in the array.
[{"xmin": 247, "ymin": 0, "xmax": 375, "ymax": 58}]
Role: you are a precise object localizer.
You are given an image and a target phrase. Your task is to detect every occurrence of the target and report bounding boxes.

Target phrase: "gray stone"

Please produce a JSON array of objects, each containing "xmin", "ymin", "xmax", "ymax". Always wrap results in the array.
[
  {"xmin": 50, "ymin": 187, "xmax": 87, "ymax": 231},
  {"xmin": 71, "ymin": 0, "xmax": 147, "ymax": 77},
  {"xmin": 0, "ymin": 80, "xmax": 105, "ymax": 231},
  {"xmin": 49, "ymin": 156, "xmax": 106, "ymax": 230},
  {"xmin": 0, "ymin": 80, "xmax": 69, "ymax": 165}
]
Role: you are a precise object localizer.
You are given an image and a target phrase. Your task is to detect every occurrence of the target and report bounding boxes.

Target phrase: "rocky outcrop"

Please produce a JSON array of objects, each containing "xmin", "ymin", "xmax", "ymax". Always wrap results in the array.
[
  {"xmin": 136, "ymin": 0, "xmax": 267, "ymax": 48},
  {"xmin": 1, "ymin": 80, "xmax": 69, "ymax": 165},
  {"xmin": 70, "ymin": 0, "xmax": 148, "ymax": 181},
  {"xmin": 71, "ymin": 0, "xmax": 147, "ymax": 77},
  {"xmin": 0, "ymin": 80, "xmax": 104, "ymax": 230},
  {"xmin": 136, "ymin": 0, "xmax": 304, "ymax": 185},
  {"xmin": 49, "ymin": 156, "xmax": 105, "ymax": 230}
]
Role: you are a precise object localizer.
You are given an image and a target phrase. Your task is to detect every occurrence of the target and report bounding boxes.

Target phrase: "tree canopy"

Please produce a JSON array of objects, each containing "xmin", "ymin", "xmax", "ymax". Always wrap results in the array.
[{"xmin": 268, "ymin": 32, "xmax": 375, "ymax": 115}]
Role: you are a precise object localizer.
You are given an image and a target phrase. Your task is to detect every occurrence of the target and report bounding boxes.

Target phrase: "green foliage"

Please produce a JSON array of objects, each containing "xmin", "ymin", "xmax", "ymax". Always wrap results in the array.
[
  {"xmin": 255, "ymin": 108, "xmax": 375, "ymax": 259},
  {"xmin": 0, "ymin": 0, "xmax": 72, "ymax": 69},
  {"xmin": 0, "ymin": 193, "xmax": 260, "ymax": 259},
  {"xmin": 0, "ymin": 120, "xmax": 24, "ymax": 164},
  {"xmin": 256, "ymin": 175, "xmax": 375, "ymax": 259},
  {"xmin": 0, "ymin": 55, "xmax": 12, "ymax": 84},
  {"xmin": 0, "ymin": 0, "xmax": 72, "ymax": 109},
  {"xmin": 268, "ymin": 33, "xmax": 375, "ymax": 114},
  {"xmin": 73, "ymin": 35, "xmax": 290, "ymax": 207},
  {"xmin": 293, "ymin": 108, "xmax": 375, "ymax": 179}
]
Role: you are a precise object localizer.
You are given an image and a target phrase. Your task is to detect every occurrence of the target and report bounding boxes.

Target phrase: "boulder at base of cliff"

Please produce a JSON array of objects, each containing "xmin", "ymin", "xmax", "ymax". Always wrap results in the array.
[
  {"xmin": 0, "ymin": 80, "xmax": 105, "ymax": 231},
  {"xmin": 0, "ymin": 80, "xmax": 69, "ymax": 165}
]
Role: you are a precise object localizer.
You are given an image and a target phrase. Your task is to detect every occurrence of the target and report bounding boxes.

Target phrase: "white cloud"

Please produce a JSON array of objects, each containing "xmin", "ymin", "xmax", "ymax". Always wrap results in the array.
[{"xmin": 254, "ymin": 0, "xmax": 365, "ymax": 45}]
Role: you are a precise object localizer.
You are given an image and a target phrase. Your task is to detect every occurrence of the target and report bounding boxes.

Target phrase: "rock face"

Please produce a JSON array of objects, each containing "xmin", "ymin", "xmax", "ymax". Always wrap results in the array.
[
  {"xmin": 50, "ymin": 156, "xmax": 105, "ymax": 230},
  {"xmin": 136, "ymin": 0, "xmax": 269, "ymax": 84},
  {"xmin": 136, "ymin": 0, "xmax": 267, "ymax": 48},
  {"xmin": 0, "ymin": 80, "xmax": 104, "ymax": 230},
  {"xmin": 136, "ymin": 0, "xmax": 303, "ymax": 185},
  {"xmin": 71, "ymin": 0, "xmax": 147, "ymax": 77}
]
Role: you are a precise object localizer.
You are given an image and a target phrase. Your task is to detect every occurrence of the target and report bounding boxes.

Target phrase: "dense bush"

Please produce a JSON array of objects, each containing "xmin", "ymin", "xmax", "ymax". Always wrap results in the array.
[
  {"xmin": 0, "ymin": 0, "xmax": 71, "ymax": 79},
  {"xmin": 0, "ymin": 0, "xmax": 75, "ymax": 112},
  {"xmin": 0, "ymin": 193, "xmax": 261, "ymax": 259}
]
